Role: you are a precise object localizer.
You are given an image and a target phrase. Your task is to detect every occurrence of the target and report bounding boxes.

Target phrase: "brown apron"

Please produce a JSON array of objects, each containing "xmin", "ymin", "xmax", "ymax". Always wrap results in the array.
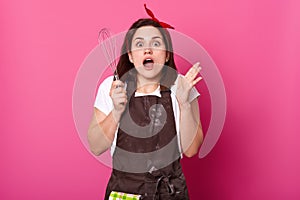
[{"xmin": 104, "ymin": 90, "xmax": 190, "ymax": 200}]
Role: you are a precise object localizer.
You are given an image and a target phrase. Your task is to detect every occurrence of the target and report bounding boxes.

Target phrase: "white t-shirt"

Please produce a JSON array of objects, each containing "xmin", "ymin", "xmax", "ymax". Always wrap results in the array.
[{"xmin": 94, "ymin": 75, "xmax": 200, "ymax": 156}]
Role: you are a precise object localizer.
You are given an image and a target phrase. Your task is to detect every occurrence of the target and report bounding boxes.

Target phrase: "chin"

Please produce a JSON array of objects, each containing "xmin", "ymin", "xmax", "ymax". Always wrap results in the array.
[{"xmin": 138, "ymin": 71, "xmax": 162, "ymax": 81}]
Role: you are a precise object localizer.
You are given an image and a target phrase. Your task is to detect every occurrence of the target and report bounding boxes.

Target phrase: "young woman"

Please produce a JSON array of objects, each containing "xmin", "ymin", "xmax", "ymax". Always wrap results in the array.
[{"xmin": 88, "ymin": 11, "xmax": 203, "ymax": 200}]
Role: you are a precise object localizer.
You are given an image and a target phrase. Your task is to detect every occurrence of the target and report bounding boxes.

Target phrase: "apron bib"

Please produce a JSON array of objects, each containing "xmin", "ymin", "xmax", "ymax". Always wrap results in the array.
[{"xmin": 105, "ymin": 90, "xmax": 189, "ymax": 200}]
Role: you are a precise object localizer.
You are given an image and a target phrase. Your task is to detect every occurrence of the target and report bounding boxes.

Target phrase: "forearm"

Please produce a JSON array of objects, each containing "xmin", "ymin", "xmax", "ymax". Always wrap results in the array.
[
  {"xmin": 179, "ymin": 101, "xmax": 203, "ymax": 157},
  {"xmin": 87, "ymin": 110, "xmax": 120, "ymax": 156}
]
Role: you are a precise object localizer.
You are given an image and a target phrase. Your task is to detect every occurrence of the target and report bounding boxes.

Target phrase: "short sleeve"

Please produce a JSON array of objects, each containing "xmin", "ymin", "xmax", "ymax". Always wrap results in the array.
[
  {"xmin": 189, "ymin": 84, "xmax": 200, "ymax": 102},
  {"xmin": 94, "ymin": 76, "xmax": 114, "ymax": 115}
]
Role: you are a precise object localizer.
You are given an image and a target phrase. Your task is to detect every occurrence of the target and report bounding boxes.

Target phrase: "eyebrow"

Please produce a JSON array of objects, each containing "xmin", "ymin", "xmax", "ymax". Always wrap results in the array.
[{"xmin": 134, "ymin": 36, "xmax": 162, "ymax": 41}]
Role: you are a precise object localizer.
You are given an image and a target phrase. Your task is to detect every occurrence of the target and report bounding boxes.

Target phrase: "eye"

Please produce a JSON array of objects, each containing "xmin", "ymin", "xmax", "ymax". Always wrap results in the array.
[
  {"xmin": 135, "ymin": 41, "xmax": 143, "ymax": 47},
  {"xmin": 152, "ymin": 41, "xmax": 161, "ymax": 47}
]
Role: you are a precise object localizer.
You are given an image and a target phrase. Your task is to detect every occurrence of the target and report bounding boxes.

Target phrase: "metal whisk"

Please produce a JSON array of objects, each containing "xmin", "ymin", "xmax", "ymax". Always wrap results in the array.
[{"xmin": 98, "ymin": 28, "xmax": 119, "ymax": 80}]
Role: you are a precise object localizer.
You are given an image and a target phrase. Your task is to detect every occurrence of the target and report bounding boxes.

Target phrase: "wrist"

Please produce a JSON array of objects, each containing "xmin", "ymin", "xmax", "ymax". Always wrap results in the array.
[
  {"xmin": 179, "ymin": 102, "xmax": 191, "ymax": 110},
  {"xmin": 111, "ymin": 109, "xmax": 122, "ymax": 123}
]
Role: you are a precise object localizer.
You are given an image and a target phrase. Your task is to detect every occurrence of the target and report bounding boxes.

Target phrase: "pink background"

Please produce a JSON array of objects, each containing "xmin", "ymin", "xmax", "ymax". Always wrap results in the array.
[{"xmin": 1, "ymin": 0, "xmax": 299, "ymax": 199}]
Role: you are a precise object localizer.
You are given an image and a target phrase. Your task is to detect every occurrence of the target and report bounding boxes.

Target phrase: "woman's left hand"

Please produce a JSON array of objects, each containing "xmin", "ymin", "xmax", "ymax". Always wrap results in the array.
[{"xmin": 176, "ymin": 62, "xmax": 202, "ymax": 106}]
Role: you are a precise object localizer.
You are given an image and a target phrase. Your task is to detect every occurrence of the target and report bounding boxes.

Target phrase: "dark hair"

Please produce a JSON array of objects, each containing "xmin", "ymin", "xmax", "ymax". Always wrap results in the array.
[{"xmin": 116, "ymin": 18, "xmax": 177, "ymax": 91}]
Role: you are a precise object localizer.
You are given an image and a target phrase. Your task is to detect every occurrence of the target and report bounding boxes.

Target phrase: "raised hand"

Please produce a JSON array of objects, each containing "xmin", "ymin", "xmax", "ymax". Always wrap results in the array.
[{"xmin": 176, "ymin": 62, "xmax": 202, "ymax": 106}]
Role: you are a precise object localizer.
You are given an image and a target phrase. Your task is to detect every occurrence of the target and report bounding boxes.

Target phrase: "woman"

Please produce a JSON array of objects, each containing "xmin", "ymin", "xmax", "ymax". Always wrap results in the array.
[{"xmin": 88, "ymin": 11, "xmax": 203, "ymax": 200}]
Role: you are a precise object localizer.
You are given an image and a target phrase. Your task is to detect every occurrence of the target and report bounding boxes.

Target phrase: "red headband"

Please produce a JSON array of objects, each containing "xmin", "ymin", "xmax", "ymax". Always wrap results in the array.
[{"xmin": 144, "ymin": 4, "xmax": 174, "ymax": 29}]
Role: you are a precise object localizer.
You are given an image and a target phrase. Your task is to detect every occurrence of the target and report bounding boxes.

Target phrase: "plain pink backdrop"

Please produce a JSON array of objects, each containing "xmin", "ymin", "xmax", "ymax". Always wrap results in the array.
[{"xmin": 1, "ymin": 0, "xmax": 299, "ymax": 199}]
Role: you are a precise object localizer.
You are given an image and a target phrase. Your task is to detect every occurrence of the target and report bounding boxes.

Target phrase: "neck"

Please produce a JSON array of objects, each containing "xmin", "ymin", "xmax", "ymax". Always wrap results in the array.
[{"xmin": 136, "ymin": 79, "xmax": 160, "ymax": 94}]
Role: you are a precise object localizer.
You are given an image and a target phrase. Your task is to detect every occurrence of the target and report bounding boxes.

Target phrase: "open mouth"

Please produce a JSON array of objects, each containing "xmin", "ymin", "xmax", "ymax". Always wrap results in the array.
[{"xmin": 143, "ymin": 58, "xmax": 154, "ymax": 68}]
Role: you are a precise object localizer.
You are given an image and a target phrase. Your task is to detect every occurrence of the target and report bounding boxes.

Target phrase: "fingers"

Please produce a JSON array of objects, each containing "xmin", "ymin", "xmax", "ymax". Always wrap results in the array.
[
  {"xmin": 112, "ymin": 80, "xmax": 125, "ymax": 89},
  {"xmin": 184, "ymin": 62, "xmax": 202, "ymax": 85},
  {"xmin": 110, "ymin": 80, "xmax": 127, "ymax": 111},
  {"xmin": 192, "ymin": 76, "xmax": 203, "ymax": 85},
  {"xmin": 113, "ymin": 96, "xmax": 127, "ymax": 105},
  {"xmin": 110, "ymin": 80, "xmax": 125, "ymax": 95}
]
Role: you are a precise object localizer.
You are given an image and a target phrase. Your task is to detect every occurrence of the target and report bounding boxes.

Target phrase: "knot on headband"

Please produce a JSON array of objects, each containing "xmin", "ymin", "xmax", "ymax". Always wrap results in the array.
[{"xmin": 144, "ymin": 4, "xmax": 174, "ymax": 29}]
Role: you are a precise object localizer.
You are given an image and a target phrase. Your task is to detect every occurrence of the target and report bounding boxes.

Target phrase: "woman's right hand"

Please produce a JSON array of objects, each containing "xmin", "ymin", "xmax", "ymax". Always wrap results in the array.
[{"xmin": 109, "ymin": 80, "xmax": 127, "ymax": 122}]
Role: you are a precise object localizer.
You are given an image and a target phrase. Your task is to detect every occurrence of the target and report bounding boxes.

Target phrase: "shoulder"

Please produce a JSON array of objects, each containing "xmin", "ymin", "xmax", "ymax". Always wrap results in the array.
[
  {"xmin": 98, "ymin": 76, "xmax": 114, "ymax": 91},
  {"xmin": 95, "ymin": 75, "xmax": 114, "ymax": 96},
  {"xmin": 94, "ymin": 76, "xmax": 114, "ymax": 115}
]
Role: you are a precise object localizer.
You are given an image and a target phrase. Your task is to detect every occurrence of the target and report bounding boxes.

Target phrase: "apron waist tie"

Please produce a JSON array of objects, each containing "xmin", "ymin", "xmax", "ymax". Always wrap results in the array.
[{"xmin": 153, "ymin": 175, "xmax": 175, "ymax": 200}]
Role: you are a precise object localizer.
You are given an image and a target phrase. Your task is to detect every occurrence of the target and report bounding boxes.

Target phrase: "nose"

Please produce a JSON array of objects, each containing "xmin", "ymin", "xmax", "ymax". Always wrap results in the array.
[{"xmin": 144, "ymin": 47, "xmax": 152, "ymax": 55}]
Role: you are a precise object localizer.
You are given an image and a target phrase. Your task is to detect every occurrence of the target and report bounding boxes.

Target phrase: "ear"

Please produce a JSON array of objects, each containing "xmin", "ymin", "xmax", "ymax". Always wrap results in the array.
[
  {"xmin": 128, "ymin": 52, "xmax": 133, "ymax": 63},
  {"xmin": 166, "ymin": 52, "xmax": 170, "ymax": 62}
]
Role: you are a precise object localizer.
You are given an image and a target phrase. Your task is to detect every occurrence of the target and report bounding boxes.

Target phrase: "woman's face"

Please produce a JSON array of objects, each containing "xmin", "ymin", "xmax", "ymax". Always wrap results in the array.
[{"xmin": 128, "ymin": 26, "xmax": 169, "ymax": 83}]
